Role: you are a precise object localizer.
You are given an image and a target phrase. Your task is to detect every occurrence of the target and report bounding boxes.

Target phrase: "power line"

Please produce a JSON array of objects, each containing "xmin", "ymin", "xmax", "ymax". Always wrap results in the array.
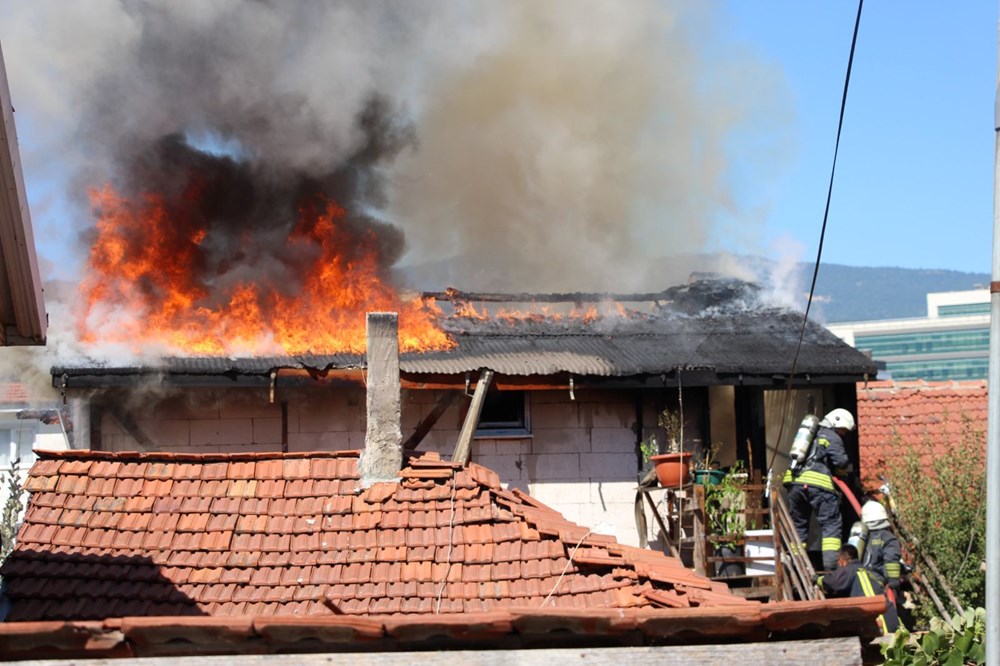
[{"xmin": 768, "ymin": 0, "xmax": 865, "ymax": 473}]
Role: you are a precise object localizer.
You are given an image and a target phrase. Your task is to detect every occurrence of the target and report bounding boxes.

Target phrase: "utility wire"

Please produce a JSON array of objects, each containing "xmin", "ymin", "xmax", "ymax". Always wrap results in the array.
[{"xmin": 768, "ymin": 0, "xmax": 865, "ymax": 473}]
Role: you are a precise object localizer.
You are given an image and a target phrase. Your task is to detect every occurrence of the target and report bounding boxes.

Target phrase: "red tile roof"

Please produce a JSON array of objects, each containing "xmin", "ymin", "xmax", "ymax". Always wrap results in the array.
[
  {"xmin": 0, "ymin": 597, "xmax": 887, "ymax": 660},
  {"xmin": 0, "ymin": 382, "xmax": 28, "ymax": 404},
  {"xmin": 3, "ymin": 449, "xmax": 752, "ymax": 622},
  {"xmin": 857, "ymin": 379, "xmax": 987, "ymax": 488}
]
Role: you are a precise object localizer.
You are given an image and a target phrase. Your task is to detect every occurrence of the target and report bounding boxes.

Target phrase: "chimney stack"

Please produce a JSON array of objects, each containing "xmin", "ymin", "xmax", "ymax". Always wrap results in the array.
[{"xmin": 359, "ymin": 312, "xmax": 402, "ymax": 487}]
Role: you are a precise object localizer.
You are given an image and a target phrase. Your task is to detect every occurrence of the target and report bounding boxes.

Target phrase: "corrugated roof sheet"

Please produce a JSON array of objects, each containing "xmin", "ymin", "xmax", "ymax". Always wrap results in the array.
[{"xmin": 52, "ymin": 309, "xmax": 877, "ymax": 381}]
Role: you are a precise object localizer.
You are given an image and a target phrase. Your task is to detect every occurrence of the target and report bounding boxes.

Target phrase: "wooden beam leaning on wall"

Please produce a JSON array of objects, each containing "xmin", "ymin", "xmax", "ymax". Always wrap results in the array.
[
  {"xmin": 403, "ymin": 392, "xmax": 459, "ymax": 451},
  {"xmin": 451, "ymin": 370, "xmax": 494, "ymax": 465}
]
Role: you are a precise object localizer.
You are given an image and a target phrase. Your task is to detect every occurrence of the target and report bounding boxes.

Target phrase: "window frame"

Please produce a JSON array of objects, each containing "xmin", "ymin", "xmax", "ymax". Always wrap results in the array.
[{"xmin": 475, "ymin": 390, "xmax": 532, "ymax": 439}]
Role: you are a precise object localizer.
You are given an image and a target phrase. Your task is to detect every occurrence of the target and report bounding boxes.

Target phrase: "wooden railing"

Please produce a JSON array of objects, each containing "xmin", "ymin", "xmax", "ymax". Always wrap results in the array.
[{"xmin": 635, "ymin": 476, "xmax": 825, "ymax": 601}]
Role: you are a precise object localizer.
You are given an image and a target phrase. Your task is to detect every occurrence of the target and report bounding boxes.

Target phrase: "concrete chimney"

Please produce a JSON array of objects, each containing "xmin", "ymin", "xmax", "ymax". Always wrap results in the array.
[{"xmin": 359, "ymin": 312, "xmax": 402, "ymax": 487}]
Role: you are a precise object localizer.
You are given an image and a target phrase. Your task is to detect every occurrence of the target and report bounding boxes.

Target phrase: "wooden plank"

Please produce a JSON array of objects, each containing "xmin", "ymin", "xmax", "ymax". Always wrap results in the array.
[
  {"xmin": 635, "ymin": 489, "xmax": 649, "ymax": 549},
  {"xmin": 15, "ymin": 638, "xmax": 863, "ymax": 665},
  {"xmin": 692, "ymin": 483, "xmax": 707, "ymax": 576},
  {"xmin": 423, "ymin": 288, "xmax": 677, "ymax": 304},
  {"xmin": 892, "ymin": 517, "xmax": 964, "ymax": 617},
  {"xmin": 452, "ymin": 369, "xmax": 493, "ymax": 465},
  {"xmin": 0, "ymin": 42, "xmax": 45, "ymax": 345},
  {"xmin": 403, "ymin": 391, "xmax": 459, "ymax": 451},
  {"xmin": 773, "ymin": 493, "xmax": 821, "ymax": 601},
  {"xmin": 771, "ymin": 486, "xmax": 785, "ymax": 601},
  {"xmin": 106, "ymin": 405, "xmax": 157, "ymax": 451},
  {"xmin": 644, "ymin": 491, "xmax": 680, "ymax": 558}
]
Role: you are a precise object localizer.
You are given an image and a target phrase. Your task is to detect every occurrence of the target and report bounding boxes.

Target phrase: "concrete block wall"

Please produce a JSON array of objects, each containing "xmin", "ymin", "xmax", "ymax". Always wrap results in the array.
[{"xmin": 472, "ymin": 389, "xmax": 644, "ymax": 547}]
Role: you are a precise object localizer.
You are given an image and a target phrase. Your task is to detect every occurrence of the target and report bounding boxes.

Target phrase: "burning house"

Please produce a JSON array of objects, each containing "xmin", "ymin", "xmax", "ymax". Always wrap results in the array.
[
  {"xmin": 0, "ymin": 2, "xmax": 892, "ymax": 658},
  {"xmin": 52, "ymin": 278, "xmax": 877, "ymax": 548}
]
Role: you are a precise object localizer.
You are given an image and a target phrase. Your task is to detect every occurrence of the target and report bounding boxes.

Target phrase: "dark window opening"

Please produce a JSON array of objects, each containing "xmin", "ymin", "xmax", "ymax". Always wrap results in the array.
[{"xmin": 476, "ymin": 390, "xmax": 530, "ymax": 437}]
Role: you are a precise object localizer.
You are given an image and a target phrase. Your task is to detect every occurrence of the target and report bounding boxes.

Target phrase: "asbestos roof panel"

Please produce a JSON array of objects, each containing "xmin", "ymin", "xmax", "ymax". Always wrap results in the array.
[{"xmin": 52, "ymin": 310, "xmax": 877, "ymax": 381}]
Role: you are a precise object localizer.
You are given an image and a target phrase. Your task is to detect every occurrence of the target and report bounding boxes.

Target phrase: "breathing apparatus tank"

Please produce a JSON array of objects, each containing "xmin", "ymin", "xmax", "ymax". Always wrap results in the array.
[
  {"xmin": 788, "ymin": 414, "xmax": 820, "ymax": 473},
  {"xmin": 848, "ymin": 520, "xmax": 869, "ymax": 559}
]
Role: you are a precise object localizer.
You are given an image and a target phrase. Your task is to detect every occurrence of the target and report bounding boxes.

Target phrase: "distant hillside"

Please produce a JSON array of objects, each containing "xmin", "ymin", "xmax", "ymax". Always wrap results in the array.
[{"xmin": 807, "ymin": 263, "xmax": 990, "ymax": 323}]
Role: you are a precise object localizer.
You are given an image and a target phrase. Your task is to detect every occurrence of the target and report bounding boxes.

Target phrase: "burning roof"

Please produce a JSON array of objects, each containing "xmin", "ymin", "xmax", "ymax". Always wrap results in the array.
[{"xmin": 54, "ymin": 278, "xmax": 877, "ymax": 387}]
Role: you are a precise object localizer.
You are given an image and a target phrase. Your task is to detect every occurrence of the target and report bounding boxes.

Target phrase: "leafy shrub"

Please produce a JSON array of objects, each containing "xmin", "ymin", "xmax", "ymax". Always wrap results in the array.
[
  {"xmin": 886, "ymin": 413, "xmax": 985, "ymax": 624},
  {"xmin": 881, "ymin": 607, "xmax": 985, "ymax": 666},
  {"xmin": 0, "ymin": 459, "xmax": 25, "ymax": 565}
]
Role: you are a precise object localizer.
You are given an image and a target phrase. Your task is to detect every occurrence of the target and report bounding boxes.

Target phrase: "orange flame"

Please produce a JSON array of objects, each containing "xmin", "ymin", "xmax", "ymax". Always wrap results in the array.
[{"xmin": 78, "ymin": 186, "xmax": 452, "ymax": 355}]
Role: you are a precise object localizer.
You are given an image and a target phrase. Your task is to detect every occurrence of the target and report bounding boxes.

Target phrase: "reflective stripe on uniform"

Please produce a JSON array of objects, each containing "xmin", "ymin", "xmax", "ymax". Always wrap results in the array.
[
  {"xmin": 821, "ymin": 537, "xmax": 841, "ymax": 552},
  {"xmin": 783, "ymin": 469, "xmax": 835, "ymax": 491},
  {"xmin": 885, "ymin": 562, "xmax": 901, "ymax": 578},
  {"xmin": 857, "ymin": 569, "xmax": 889, "ymax": 635}
]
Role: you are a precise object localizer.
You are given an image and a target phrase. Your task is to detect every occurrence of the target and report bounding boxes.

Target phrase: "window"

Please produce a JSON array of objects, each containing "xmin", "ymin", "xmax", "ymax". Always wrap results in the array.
[
  {"xmin": 938, "ymin": 303, "xmax": 990, "ymax": 317},
  {"xmin": 475, "ymin": 390, "xmax": 530, "ymax": 437},
  {"xmin": 0, "ymin": 428, "xmax": 35, "ymax": 468}
]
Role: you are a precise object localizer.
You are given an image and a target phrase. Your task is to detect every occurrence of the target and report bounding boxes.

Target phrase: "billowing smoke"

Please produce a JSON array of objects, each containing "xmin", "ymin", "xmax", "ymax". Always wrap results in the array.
[{"xmin": 0, "ymin": 0, "xmax": 794, "ymax": 369}]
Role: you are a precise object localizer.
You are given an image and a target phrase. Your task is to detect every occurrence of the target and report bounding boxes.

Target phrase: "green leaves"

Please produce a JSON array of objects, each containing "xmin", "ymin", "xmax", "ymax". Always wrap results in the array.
[
  {"xmin": 0, "ymin": 459, "xmax": 26, "ymax": 566},
  {"xmin": 880, "ymin": 606, "xmax": 985, "ymax": 665},
  {"xmin": 886, "ymin": 412, "xmax": 986, "ymax": 625}
]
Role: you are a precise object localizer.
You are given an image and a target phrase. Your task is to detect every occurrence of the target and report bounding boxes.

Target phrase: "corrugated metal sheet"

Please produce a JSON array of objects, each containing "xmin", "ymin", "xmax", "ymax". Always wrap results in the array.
[{"xmin": 53, "ymin": 309, "xmax": 877, "ymax": 381}]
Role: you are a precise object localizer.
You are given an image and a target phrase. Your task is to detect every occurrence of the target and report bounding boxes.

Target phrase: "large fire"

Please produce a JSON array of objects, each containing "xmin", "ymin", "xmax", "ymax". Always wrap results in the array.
[{"xmin": 78, "ymin": 186, "xmax": 453, "ymax": 356}]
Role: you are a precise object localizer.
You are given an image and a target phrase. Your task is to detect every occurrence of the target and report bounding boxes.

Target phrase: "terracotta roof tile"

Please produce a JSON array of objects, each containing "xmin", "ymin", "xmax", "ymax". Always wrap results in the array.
[
  {"xmin": 857, "ymin": 379, "xmax": 987, "ymax": 487},
  {"xmin": 4, "ymin": 449, "xmax": 755, "ymax": 625}
]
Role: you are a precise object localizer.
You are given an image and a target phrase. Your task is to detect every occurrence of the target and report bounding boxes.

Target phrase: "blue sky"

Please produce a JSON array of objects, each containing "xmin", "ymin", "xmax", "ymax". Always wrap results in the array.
[{"xmin": 719, "ymin": 1, "xmax": 997, "ymax": 273}]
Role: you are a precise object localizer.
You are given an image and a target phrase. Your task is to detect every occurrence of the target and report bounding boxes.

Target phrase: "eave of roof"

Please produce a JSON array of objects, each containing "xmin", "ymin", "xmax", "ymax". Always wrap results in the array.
[
  {"xmin": 0, "ymin": 43, "xmax": 46, "ymax": 346},
  {"xmin": 0, "ymin": 598, "xmax": 885, "ymax": 660}
]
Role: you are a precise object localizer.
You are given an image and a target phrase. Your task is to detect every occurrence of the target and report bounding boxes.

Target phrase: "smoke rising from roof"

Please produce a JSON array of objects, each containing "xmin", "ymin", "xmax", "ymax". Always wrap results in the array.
[{"xmin": 0, "ymin": 0, "xmax": 795, "ymax": 369}]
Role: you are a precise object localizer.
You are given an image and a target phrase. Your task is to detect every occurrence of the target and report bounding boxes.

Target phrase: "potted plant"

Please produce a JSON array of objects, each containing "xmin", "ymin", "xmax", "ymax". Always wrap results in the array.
[
  {"xmin": 694, "ymin": 442, "xmax": 726, "ymax": 486},
  {"xmin": 648, "ymin": 408, "xmax": 691, "ymax": 487},
  {"xmin": 706, "ymin": 461, "xmax": 747, "ymax": 577}
]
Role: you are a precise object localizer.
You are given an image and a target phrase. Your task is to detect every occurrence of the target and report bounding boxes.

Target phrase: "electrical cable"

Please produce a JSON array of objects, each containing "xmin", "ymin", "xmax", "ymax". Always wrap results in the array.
[{"xmin": 767, "ymin": 0, "xmax": 865, "ymax": 474}]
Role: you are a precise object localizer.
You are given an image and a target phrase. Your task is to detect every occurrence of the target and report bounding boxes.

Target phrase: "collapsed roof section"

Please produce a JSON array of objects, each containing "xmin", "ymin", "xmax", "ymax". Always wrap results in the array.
[{"xmin": 52, "ymin": 279, "xmax": 877, "ymax": 388}]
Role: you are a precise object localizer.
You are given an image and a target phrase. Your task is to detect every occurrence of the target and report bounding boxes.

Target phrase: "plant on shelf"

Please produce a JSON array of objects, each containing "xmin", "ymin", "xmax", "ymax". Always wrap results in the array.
[
  {"xmin": 648, "ymin": 408, "xmax": 692, "ymax": 487},
  {"xmin": 705, "ymin": 460, "xmax": 747, "ymax": 576},
  {"xmin": 658, "ymin": 408, "xmax": 682, "ymax": 454},
  {"xmin": 705, "ymin": 461, "xmax": 747, "ymax": 542},
  {"xmin": 640, "ymin": 434, "xmax": 660, "ymax": 467},
  {"xmin": 697, "ymin": 442, "xmax": 721, "ymax": 470}
]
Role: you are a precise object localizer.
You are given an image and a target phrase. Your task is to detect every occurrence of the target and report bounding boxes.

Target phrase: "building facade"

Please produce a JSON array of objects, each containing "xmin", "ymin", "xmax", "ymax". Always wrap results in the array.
[{"xmin": 827, "ymin": 289, "xmax": 990, "ymax": 381}]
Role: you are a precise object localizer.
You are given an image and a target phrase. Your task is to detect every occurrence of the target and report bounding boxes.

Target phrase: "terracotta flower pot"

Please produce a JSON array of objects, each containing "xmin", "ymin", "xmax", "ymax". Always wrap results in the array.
[{"xmin": 650, "ymin": 452, "xmax": 692, "ymax": 487}]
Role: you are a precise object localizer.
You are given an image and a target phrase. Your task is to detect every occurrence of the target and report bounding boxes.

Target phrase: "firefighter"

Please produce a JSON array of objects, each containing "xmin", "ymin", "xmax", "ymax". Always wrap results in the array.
[
  {"xmin": 860, "ymin": 499, "xmax": 902, "ymax": 592},
  {"xmin": 819, "ymin": 544, "xmax": 899, "ymax": 634},
  {"xmin": 783, "ymin": 408, "xmax": 855, "ymax": 571}
]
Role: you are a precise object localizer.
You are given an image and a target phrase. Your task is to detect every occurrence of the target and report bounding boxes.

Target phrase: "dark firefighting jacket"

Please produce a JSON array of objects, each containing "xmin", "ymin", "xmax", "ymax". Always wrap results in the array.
[
  {"xmin": 782, "ymin": 425, "xmax": 851, "ymax": 492},
  {"xmin": 862, "ymin": 525, "xmax": 902, "ymax": 589}
]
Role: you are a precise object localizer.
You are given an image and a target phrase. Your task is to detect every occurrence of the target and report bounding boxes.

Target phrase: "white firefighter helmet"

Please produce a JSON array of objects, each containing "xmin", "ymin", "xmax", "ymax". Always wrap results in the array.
[
  {"xmin": 821, "ymin": 408, "xmax": 856, "ymax": 431},
  {"xmin": 861, "ymin": 500, "xmax": 889, "ymax": 526}
]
